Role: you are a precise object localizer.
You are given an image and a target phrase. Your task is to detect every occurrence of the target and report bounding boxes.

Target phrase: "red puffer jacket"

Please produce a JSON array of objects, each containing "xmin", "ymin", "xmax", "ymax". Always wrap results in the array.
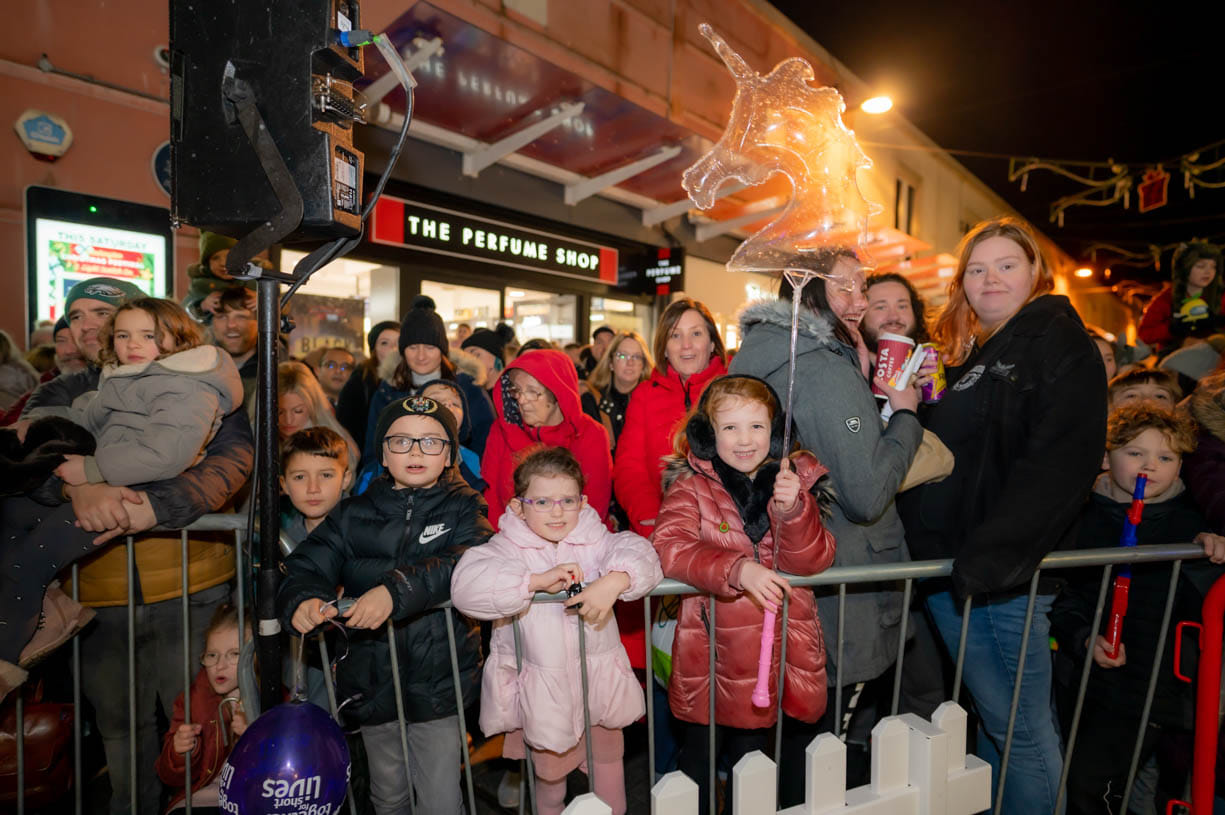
[
  {"xmin": 483, "ymin": 349, "xmax": 613, "ymax": 529},
  {"xmin": 653, "ymin": 450, "xmax": 836, "ymax": 729},
  {"xmin": 613, "ymin": 358, "xmax": 727, "ymax": 537}
]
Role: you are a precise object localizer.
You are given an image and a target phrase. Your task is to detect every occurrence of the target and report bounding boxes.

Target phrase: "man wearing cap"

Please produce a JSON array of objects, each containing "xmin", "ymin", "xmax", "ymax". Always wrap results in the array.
[{"xmin": 15, "ymin": 276, "xmax": 254, "ymax": 815}]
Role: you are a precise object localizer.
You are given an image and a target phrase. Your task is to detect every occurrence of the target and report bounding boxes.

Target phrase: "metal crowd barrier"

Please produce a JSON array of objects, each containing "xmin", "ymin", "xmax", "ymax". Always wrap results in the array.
[{"xmin": 7, "ymin": 524, "xmax": 1221, "ymax": 815}]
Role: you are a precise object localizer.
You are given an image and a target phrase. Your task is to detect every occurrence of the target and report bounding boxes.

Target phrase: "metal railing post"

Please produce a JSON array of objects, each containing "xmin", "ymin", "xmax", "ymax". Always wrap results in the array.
[
  {"xmin": 773, "ymin": 590, "xmax": 790, "ymax": 790},
  {"xmin": 72, "ymin": 563, "xmax": 83, "ymax": 815},
  {"xmin": 644, "ymin": 597, "xmax": 656, "ymax": 787},
  {"xmin": 15, "ymin": 693, "xmax": 23, "ymax": 815},
  {"xmin": 127, "ymin": 537, "xmax": 137, "ymax": 815},
  {"xmin": 385, "ymin": 621, "xmax": 415, "ymax": 815},
  {"xmin": 1120, "ymin": 561, "xmax": 1182, "ymax": 814},
  {"xmin": 575, "ymin": 612, "xmax": 596, "ymax": 793},
  {"xmin": 994, "ymin": 569, "xmax": 1043, "ymax": 815},
  {"xmin": 890, "ymin": 578, "xmax": 913, "ymax": 716},
  {"xmin": 316, "ymin": 635, "xmax": 358, "ymax": 815},
  {"xmin": 952, "ymin": 594, "xmax": 972, "ymax": 706},
  {"xmin": 834, "ymin": 584, "xmax": 845, "ymax": 738},
  {"xmin": 443, "ymin": 610, "xmax": 477, "ymax": 811},
  {"xmin": 181, "ymin": 531, "xmax": 193, "ymax": 815},
  {"xmin": 1056, "ymin": 564, "xmax": 1113, "ymax": 813},
  {"xmin": 512, "ymin": 616, "xmax": 538, "ymax": 815}
]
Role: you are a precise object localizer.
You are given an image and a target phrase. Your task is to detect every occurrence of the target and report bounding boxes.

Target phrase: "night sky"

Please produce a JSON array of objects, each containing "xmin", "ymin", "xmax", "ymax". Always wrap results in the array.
[{"xmin": 772, "ymin": 0, "xmax": 1225, "ymax": 281}]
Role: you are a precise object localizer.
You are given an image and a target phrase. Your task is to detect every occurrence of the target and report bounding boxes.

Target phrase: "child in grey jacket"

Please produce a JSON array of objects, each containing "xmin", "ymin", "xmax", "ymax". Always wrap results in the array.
[{"xmin": 27, "ymin": 297, "xmax": 242, "ymax": 486}]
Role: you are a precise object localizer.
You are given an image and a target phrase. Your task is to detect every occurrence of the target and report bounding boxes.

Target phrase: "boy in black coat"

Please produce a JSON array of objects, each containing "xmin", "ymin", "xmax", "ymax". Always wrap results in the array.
[
  {"xmin": 279, "ymin": 395, "xmax": 493, "ymax": 815},
  {"xmin": 1052, "ymin": 405, "xmax": 1225, "ymax": 815}
]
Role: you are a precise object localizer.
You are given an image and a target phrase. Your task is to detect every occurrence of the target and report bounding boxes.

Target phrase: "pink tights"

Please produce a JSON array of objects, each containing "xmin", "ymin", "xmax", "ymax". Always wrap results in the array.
[{"xmin": 534, "ymin": 759, "xmax": 626, "ymax": 815}]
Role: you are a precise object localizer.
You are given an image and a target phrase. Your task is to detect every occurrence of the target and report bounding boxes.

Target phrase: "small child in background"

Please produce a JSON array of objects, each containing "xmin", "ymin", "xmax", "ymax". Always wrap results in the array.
[
  {"xmin": 155, "ymin": 602, "xmax": 250, "ymax": 813},
  {"xmin": 279, "ymin": 396, "xmax": 493, "ymax": 815},
  {"xmin": 651, "ymin": 375, "xmax": 836, "ymax": 815},
  {"xmin": 451, "ymin": 446, "xmax": 661, "ymax": 815},
  {"xmin": 279, "ymin": 427, "xmax": 353, "ymax": 709},
  {"xmin": 182, "ymin": 231, "xmax": 259, "ymax": 322},
  {"xmin": 1107, "ymin": 368, "xmax": 1182, "ymax": 410},
  {"xmin": 1051, "ymin": 405, "xmax": 1225, "ymax": 815}
]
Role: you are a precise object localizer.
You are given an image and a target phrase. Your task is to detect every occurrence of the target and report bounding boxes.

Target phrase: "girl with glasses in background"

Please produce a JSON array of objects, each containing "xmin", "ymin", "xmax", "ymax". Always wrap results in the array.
[{"xmin": 156, "ymin": 602, "xmax": 251, "ymax": 813}]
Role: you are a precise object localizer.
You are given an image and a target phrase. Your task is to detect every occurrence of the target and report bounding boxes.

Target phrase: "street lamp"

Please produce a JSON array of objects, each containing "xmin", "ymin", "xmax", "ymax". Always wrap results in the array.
[{"xmin": 860, "ymin": 95, "xmax": 893, "ymax": 114}]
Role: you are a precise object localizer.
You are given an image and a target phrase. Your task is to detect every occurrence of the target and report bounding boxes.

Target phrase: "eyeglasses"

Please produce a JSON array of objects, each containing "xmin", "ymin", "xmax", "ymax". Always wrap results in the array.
[
  {"xmin": 323, "ymin": 360, "xmax": 354, "ymax": 372},
  {"xmin": 519, "ymin": 495, "xmax": 582, "ymax": 512},
  {"xmin": 507, "ymin": 385, "xmax": 548, "ymax": 403},
  {"xmin": 201, "ymin": 649, "xmax": 241, "ymax": 667},
  {"xmin": 613, "ymin": 352, "xmax": 645, "ymax": 364},
  {"xmin": 383, "ymin": 435, "xmax": 450, "ymax": 455}
]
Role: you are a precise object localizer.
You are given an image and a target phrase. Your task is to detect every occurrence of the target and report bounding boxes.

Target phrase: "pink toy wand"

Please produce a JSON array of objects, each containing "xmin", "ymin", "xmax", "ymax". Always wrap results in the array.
[
  {"xmin": 1104, "ymin": 473, "xmax": 1146, "ymax": 660},
  {"xmin": 750, "ymin": 269, "xmax": 813, "ymax": 708}
]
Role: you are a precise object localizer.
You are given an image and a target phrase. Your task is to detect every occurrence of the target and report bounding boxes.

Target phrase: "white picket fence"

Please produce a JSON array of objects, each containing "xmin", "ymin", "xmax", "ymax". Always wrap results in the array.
[{"xmin": 560, "ymin": 701, "xmax": 991, "ymax": 815}]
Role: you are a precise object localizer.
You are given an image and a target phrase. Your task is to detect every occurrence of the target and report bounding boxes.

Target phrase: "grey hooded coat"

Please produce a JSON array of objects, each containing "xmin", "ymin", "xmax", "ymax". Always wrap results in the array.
[{"xmin": 729, "ymin": 298, "xmax": 923, "ymax": 684}]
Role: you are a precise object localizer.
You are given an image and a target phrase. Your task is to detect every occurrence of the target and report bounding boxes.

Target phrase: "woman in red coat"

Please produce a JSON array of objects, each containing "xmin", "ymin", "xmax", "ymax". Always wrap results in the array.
[
  {"xmin": 614, "ymin": 299, "xmax": 728, "ymax": 536},
  {"xmin": 653, "ymin": 375, "xmax": 835, "ymax": 815},
  {"xmin": 613, "ymin": 299, "xmax": 727, "ymax": 674},
  {"xmin": 483, "ymin": 348, "xmax": 613, "ymax": 528}
]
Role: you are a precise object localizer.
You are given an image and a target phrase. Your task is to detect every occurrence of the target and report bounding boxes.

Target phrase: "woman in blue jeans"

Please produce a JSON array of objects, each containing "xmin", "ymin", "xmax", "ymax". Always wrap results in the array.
[{"xmin": 899, "ymin": 217, "xmax": 1107, "ymax": 815}]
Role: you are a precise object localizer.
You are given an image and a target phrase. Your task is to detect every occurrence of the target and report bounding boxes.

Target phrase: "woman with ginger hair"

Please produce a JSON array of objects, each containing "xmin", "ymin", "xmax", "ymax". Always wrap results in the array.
[{"xmin": 900, "ymin": 216, "xmax": 1106, "ymax": 815}]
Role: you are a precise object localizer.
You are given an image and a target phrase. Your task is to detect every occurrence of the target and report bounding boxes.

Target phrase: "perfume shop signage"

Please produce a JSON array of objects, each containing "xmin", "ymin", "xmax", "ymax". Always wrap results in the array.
[{"xmin": 371, "ymin": 195, "xmax": 618, "ymax": 283}]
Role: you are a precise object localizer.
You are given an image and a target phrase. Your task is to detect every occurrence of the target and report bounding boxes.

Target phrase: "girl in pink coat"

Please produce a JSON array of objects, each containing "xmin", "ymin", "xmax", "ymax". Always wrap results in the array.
[{"xmin": 451, "ymin": 446, "xmax": 662, "ymax": 815}]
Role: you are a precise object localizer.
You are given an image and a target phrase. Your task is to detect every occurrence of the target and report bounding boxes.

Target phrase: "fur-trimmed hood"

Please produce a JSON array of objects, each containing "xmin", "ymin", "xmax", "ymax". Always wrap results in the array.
[
  {"xmin": 376, "ymin": 346, "xmax": 488, "ymax": 389},
  {"xmin": 734, "ymin": 298, "xmax": 840, "ymax": 382},
  {"xmin": 99, "ymin": 345, "xmax": 243, "ymax": 414},
  {"xmin": 1189, "ymin": 373, "xmax": 1225, "ymax": 443}
]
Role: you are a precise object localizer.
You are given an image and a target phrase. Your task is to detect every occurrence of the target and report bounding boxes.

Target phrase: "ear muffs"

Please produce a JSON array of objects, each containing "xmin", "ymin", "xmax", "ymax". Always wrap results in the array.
[
  {"xmin": 685, "ymin": 409, "xmax": 718, "ymax": 460},
  {"xmin": 686, "ymin": 374, "xmax": 790, "ymax": 461}
]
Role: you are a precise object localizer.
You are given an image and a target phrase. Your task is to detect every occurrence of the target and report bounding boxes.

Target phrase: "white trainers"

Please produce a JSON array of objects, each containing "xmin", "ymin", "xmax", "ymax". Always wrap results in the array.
[{"xmin": 497, "ymin": 770, "xmax": 522, "ymax": 808}]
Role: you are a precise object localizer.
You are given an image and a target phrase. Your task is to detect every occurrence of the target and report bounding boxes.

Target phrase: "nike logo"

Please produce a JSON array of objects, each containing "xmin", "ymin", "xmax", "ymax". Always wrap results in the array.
[{"xmin": 418, "ymin": 523, "xmax": 450, "ymax": 544}]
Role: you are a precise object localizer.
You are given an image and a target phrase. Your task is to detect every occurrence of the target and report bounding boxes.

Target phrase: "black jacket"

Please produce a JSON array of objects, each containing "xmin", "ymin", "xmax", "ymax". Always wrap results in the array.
[
  {"xmin": 277, "ymin": 469, "xmax": 494, "ymax": 727},
  {"xmin": 21, "ymin": 365, "xmax": 254, "ymax": 526},
  {"xmin": 901, "ymin": 295, "xmax": 1106, "ymax": 597},
  {"xmin": 1050, "ymin": 486, "xmax": 1223, "ymax": 726}
]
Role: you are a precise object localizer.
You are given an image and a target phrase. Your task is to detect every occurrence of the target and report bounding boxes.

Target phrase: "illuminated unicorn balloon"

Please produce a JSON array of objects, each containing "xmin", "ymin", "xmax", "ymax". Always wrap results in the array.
[
  {"xmin": 683, "ymin": 23, "xmax": 881, "ymax": 276},
  {"xmin": 685, "ymin": 25, "xmax": 884, "ymax": 712}
]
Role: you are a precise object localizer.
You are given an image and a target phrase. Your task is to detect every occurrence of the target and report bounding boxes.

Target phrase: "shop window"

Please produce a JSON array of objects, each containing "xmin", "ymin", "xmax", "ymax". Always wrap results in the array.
[
  {"xmin": 280, "ymin": 250, "xmax": 398, "ymax": 359},
  {"xmin": 505, "ymin": 287, "xmax": 576, "ymax": 346},
  {"xmin": 588, "ymin": 297, "xmax": 651, "ymax": 344},
  {"xmin": 421, "ymin": 280, "xmax": 501, "ymax": 345}
]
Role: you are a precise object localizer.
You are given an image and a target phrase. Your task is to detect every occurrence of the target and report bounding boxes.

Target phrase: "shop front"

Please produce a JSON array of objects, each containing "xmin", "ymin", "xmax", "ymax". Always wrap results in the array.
[{"xmin": 280, "ymin": 184, "xmax": 669, "ymax": 359}]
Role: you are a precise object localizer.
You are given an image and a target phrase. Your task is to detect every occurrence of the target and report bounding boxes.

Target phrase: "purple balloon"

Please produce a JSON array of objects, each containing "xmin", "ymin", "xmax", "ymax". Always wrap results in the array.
[{"xmin": 219, "ymin": 701, "xmax": 350, "ymax": 815}]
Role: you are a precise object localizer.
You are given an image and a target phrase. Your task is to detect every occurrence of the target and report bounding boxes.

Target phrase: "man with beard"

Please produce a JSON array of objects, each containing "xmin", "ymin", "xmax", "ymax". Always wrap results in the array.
[
  {"xmin": 858, "ymin": 270, "xmax": 950, "ymax": 727},
  {"xmin": 860, "ymin": 272, "xmax": 929, "ymax": 363},
  {"xmin": 212, "ymin": 286, "xmax": 259, "ymax": 420}
]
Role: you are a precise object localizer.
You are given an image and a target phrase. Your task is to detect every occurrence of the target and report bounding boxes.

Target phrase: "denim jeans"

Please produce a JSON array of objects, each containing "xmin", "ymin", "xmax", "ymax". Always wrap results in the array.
[{"xmin": 927, "ymin": 590, "xmax": 1064, "ymax": 815}]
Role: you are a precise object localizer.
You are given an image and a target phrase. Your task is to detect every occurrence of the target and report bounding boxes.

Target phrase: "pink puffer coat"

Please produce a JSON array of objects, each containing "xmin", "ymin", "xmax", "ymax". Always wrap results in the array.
[{"xmin": 450, "ymin": 504, "xmax": 663, "ymax": 753}]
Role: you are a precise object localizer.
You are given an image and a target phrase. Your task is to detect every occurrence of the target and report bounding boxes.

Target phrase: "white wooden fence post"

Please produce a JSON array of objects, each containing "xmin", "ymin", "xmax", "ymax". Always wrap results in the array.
[{"xmin": 651, "ymin": 770, "xmax": 699, "ymax": 815}]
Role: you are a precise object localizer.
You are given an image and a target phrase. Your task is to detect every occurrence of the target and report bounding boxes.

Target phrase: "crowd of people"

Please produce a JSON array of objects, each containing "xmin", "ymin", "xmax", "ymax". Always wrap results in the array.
[{"xmin": 1, "ymin": 217, "xmax": 1224, "ymax": 815}]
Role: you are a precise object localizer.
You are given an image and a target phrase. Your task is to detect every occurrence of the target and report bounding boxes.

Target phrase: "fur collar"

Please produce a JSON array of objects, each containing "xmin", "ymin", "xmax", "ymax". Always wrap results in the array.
[
  {"xmin": 450, "ymin": 347, "xmax": 486, "ymax": 387},
  {"xmin": 378, "ymin": 349, "xmax": 400, "ymax": 384},
  {"xmin": 736, "ymin": 298, "xmax": 838, "ymax": 348},
  {"xmin": 1189, "ymin": 379, "xmax": 1225, "ymax": 443},
  {"xmin": 660, "ymin": 451, "xmax": 836, "ymax": 521}
]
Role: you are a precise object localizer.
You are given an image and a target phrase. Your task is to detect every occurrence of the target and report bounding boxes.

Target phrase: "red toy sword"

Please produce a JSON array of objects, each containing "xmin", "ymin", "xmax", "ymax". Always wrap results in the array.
[{"xmin": 1104, "ymin": 473, "xmax": 1146, "ymax": 660}]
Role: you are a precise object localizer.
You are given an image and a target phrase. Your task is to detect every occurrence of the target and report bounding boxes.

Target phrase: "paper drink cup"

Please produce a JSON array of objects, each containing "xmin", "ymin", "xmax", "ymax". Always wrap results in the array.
[{"xmin": 872, "ymin": 333, "xmax": 915, "ymax": 397}]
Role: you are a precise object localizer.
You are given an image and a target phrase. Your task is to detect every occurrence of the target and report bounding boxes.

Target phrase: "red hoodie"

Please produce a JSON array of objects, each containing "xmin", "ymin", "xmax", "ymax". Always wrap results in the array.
[{"xmin": 483, "ymin": 349, "xmax": 613, "ymax": 529}]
